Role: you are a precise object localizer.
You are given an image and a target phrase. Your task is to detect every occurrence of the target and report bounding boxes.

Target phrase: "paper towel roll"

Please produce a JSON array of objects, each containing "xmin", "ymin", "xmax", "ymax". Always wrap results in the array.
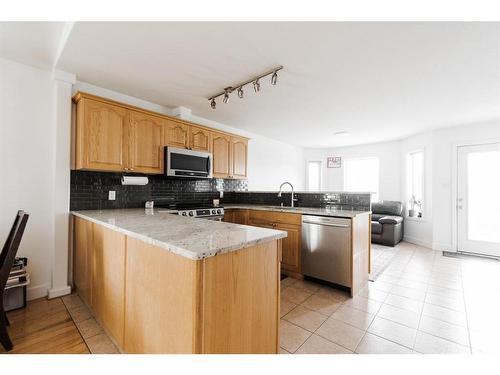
[{"xmin": 121, "ymin": 176, "xmax": 149, "ymax": 186}]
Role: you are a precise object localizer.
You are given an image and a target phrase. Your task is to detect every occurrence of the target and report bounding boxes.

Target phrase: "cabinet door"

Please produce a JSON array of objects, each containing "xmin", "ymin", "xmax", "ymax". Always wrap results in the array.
[
  {"xmin": 73, "ymin": 217, "xmax": 93, "ymax": 306},
  {"xmin": 233, "ymin": 209, "xmax": 249, "ymax": 225},
  {"xmin": 78, "ymin": 98, "xmax": 128, "ymax": 171},
  {"xmin": 275, "ymin": 223, "xmax": 301, "ymax": 273},
  {"xmin": 231, "ymin": 137, "xmax": 248, "ymax": 179},
  {"xmin": 164, "ymin": 120, "xmax": 189, "ymax": 149},
  {"xmin": 212, "ymin": 132, "xmax": 231, "ymax": 178},
  {"xmin": 92, "ymin": 224, "xmax": 126, "ymax": 348},
  {"xmin": 128, "ymin": 110, "xmax": 165, "ymax": 174},
  {"xmin": 223, "ymin": 210, "xmax": 235, "ymax": 223},
  {"xmin": 190, "ymin": 126, "xmax": 211, "ymax": 152}
]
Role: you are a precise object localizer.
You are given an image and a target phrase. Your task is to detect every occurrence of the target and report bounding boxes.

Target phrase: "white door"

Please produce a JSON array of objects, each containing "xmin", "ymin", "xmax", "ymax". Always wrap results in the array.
[{"xmin": 457, "ymin": 142, "xmax": 500, "ymax": 257}]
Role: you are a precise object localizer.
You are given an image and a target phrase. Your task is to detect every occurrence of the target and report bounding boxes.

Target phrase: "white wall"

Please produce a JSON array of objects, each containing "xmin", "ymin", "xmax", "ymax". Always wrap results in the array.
[
  {"xmin": 74, "ymin": 81, "xmax": 306, "ymax": 191},
  {"xmin": 0, "ymin": 58, "xmax": 56, "ymax": 299},
  {"xmin": 304, "ymin": 140, "xmax": 401, "ymax": 200}
]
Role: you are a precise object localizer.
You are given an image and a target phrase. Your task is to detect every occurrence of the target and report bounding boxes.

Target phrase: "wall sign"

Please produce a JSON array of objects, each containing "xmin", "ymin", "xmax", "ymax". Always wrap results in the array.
[{"xmin": 327, "ymin": 157, "xmax": 342, "ymax": 168}]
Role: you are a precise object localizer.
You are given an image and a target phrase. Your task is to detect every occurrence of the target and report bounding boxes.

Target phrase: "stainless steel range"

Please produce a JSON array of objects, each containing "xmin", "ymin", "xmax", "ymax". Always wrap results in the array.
[{"xmin": 176, "ymin": 206, "xmax": 224, "ymax": 221}]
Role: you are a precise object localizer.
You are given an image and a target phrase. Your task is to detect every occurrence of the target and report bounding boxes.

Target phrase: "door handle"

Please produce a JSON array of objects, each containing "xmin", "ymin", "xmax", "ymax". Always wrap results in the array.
[{"xmin": 302, "ymin": 220, "xmax": 350, "ymax": 228}]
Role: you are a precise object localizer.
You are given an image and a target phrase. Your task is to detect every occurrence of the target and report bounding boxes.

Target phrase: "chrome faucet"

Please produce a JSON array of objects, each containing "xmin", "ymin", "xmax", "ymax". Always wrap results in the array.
[{"xmin": 278, "ymin": 182, "xmax": 298, "ymax": 207}]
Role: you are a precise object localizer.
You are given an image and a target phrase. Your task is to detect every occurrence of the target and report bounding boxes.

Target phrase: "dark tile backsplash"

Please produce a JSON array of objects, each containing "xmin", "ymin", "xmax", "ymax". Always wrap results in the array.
[{"xmin": 70, "ymin": 170, "xmax": 370, "ymax": 211}]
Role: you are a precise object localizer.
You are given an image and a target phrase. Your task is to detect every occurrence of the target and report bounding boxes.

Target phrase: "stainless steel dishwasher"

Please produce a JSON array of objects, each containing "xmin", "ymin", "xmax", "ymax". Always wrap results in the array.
[{"xmin": 301, "ymin": 215, "xmax": 351, "ymax": 287}]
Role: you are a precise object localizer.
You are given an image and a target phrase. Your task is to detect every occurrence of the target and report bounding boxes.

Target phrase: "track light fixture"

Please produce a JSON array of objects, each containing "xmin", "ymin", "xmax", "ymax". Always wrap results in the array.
[
  {"xmin": 207, "ymin": 65, "xmax": 283, "ymax": 109},
  {"xmin": 271, "ymin": 71, "xmax": 278, "ymax": 85}
]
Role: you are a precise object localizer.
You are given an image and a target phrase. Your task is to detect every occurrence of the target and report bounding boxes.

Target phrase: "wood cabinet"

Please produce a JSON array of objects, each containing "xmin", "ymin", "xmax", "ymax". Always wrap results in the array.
[
  {"xmin": 73, "ymin": 217, "xmax": 93, "ymax": 306},
  {"xmin": 212, "ymin": 132, "xmax": 232, "ymax": 178},
  {"xmin": 164, "ymin": 119, "xmax": 189, "ymax": 149},
  {"xmin": 189, "ymin": 126, "xmax": 211, "ymax": 152},
  {"xmin": 223, "ymin": 209, "xmax": 248, "ymax": 225},
  {"xmin": 128, "ymin": 111, "xmax": 165, "ymax": 174},
  {"xmin": 76, "ymin": 98, "xmax": 129, "ymax": 172},
  {"xmin": 73, "ymin": 92, "xmax": 249, "ymax": 179}
]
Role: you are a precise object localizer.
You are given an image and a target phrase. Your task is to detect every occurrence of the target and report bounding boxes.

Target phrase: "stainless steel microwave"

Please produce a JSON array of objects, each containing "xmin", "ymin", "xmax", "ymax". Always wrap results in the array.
[{"xmin": 164, "ymin": 147, "xmax": 212, "ymax": 178}]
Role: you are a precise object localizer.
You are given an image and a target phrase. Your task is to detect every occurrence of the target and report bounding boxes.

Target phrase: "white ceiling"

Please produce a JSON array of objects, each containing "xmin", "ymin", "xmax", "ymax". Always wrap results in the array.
[{"xmin": 3, "ymin": 22, "xmax": 500, "ymax": 147}]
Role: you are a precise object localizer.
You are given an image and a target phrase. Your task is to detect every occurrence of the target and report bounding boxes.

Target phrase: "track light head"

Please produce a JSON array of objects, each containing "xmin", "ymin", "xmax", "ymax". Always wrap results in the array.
[
  {"xmin": 210, "ymin": 98, "xmax": 216, "ymax": 109},
  {"xmin": 271, "ymin": 71, "xmax": 278, "ymax": 85},
  {"xmin": 253, "ymin": 79, "xmax": 260, "ymax": 92},
  {"xmin": 237, "ymin": 87, "xmax": 244, "ymax": 98}
]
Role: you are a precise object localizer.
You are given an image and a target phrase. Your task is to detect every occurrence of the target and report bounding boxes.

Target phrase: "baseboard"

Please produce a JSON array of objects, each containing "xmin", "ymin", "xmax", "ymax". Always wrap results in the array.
[
  {"xmin": 48, "ymin": 285, "xmax": 72, "ymax": 299},
  {"xmin": 432, "ymin": 242, "xmax": 454, "ymax": 252},
  {"xmin": 27, "ymin": 284, "xmax": 49, "ymax": 301},
  {"xmin": 403, "ymin": 235, "xmax": 433, "ymax": 249}
]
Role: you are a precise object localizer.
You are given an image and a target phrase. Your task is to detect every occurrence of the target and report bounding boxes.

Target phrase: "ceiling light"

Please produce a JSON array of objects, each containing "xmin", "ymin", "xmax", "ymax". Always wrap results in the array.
[
  {"xmin": 237, "ymin": 87, "xmax": 244, "ymax": 98},
  {"xmin": 271, "ymin": 71, "xmax": 278, "ymax": 85},
  {"xmin": 210, "ymin": 98, "xmax": 216, "ymax": 109},
  {"xmin": 253, "ymin": 79, "xmax": 260, "ymax": 92},
  {"xmin": 334, "ymin": 131, "xmax": 350, "ymax": 136},
  {"xmin": 223, "ymin": 90, "xmax": 230, "ymax": 104}
]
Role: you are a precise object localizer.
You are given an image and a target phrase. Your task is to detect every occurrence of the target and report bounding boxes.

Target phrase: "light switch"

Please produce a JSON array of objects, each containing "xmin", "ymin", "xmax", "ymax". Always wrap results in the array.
[{"xmin": 108, "ymin": 190, "xmax": 116, "ymax": 200}]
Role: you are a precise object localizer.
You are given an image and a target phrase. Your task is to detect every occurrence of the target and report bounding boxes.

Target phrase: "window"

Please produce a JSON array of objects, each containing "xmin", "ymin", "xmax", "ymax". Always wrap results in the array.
[
  {"xmin": 406, "ymin": 150, "xmax": 424, "ymax": 218},
  {"xmin": 343, "ymin": 157, "xmax": 379, "ymax": 201},
  {"xmin": 307, "ymin": 161, "xmax": 322, "ymax": 191}
]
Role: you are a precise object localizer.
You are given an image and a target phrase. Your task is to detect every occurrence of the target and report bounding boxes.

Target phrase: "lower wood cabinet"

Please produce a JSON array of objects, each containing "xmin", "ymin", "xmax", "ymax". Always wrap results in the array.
[{"xmin": 73, "ymin": 216, "xmax": 280, "ymax": 353}]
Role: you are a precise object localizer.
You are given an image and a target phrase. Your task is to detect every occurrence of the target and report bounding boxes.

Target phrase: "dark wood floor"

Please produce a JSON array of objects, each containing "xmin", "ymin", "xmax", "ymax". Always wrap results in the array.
[{"xmin": 1, "ymin": 297, "xmax": 89, "ymax": 354}]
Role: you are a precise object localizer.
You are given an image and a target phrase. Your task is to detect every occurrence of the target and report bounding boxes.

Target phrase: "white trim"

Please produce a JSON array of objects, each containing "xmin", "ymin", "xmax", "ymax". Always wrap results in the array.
[
  {"xmin": 171, "ymin": 106, "xmax": 192, "ymax": 120},
  {"xmin": 27, "ymin": 284, "xmax": 49, "ymax": 301},
  {"xmin": 403, "ymin": 235, "xmax": 433, "ymax": 249},
  {"xmin": 52, "ymin": 69, "xmax": 76, "ymax": 84},
  {"xmin": 48, "ymin": 286, "xmax": 72, "ymax": 299},
  {"xmin": 432, "ymin": 242, "xmax": 453, "ymax": 252}
]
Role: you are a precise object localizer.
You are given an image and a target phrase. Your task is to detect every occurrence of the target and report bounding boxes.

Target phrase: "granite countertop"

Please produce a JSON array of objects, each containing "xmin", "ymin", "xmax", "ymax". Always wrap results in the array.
[
  {"xmin": 72, "ymin": 208, "xmax": 287, "ymax": 260},
  {"xmin": 224, "ymin": 204, "xmax": 371, "ymax": 218}
]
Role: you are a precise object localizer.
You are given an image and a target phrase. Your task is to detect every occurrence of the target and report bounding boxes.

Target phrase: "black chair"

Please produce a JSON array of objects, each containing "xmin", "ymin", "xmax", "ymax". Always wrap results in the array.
[{"xmin": 0, "ymin": 210, "xmax": 29, "ymax": 352}]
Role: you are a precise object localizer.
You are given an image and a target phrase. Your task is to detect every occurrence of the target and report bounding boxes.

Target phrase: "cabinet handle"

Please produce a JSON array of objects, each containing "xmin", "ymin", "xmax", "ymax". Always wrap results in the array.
[{"xmin": 129, "ymin": 168, "xmax": 134, "ymax": 171}]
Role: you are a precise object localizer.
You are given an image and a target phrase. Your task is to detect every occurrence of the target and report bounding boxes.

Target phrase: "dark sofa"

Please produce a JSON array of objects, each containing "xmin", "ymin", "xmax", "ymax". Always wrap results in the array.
[{"xmin": 371, "ymin": 201, "xmax": 404, "ymax": 246}]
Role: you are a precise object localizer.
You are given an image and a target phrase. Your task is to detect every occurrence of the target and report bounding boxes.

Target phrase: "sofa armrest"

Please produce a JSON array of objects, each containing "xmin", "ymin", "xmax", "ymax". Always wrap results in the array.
[{"xmin": 379, "ymin": 215, "xmax": 403, "ymax": 224}]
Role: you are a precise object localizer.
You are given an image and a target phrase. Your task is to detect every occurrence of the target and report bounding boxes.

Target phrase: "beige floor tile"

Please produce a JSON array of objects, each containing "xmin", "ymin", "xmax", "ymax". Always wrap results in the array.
[
  {"xmin": 368, "ymin": 280, "xmax": 394, "ymax": 293},
  {"xmin": 413, "ymin": 332, "xmax": 470, "ymax": 354},
  {"xmin": 418, "ymin": 315, "xmax": 469, "ymax": 346},
  {"xmin": 315, "ymin": 287, "xmax": 350, "ymax": 302},
  {"xmin": 69, "ymin": 305, "xmax": 92, "ymax": 323},
  {"xmin": 279, "ymin": 319, "xmax": 311, "ymax": 353},
  {"xmin": 280, "ymin": 298, "xmax": 297, "ymax": 318},
  {"xmin": 76, "ymin": 318, "xmax": 103, "ymax": 339},
  {"xmin": 384, "ymin": 293, "xmax": 423, "ymax": 313},
  {"xmin": 301, "ymin": 294, "xmax": 342, "ymax": 316},
  {"xmin": 355, "ymin": 333, "xmax": 413, "ymax": 354},
  {"xmin": 281, "ymin": 286, "xmax": 312, "ymax": 304},
  {"xmin": 86, "ymin": 333, "xmax": 119, "ymax": 354},
  {"xmin": 295, "ymin": 334, "xmax": 352, "ymax": 354},
  {"xmin": 377, "ymin": 304, "xmax": 420, "ymax": 329},
  {"xmin": 395, "ymin": 278, "xmax": 428, "ymax": 291},
  {"xmin": 283, "ymin": 305, "xmax": 328, "ymax": 332},
  {"xmin": 469, "ymin": 328, "xmax": 500, "ymax": 354},
  {"xmin": 422, "ymin": 303, "xmax": 467, "ymax": 327},
  {"xmin": 331, "ymin": 305, "xmax": 375, "ymax": 330},
  {"xmin": 425, "ymin": 292, "xmax": 465, "ymax": 312},
  {"xmin": 279, "ymin": 347, "xmax": 291, "ymax": 354},
  {"xmin": 281, "ymin": 276, "xmax": 298, "ymax": 288},
  {"xmin": 358, "ymin": 287, "xmax": 388, "ymax": 302},
  {"xmin": 292, "ymin": 279, "xmax": 322, "ymax": 293},
  {"xmin": 367, "ymin": 317, "xmax": 417, "ymax": 349},
  {"xmin": 316, "ymin": 317, "xmax": 365, "ymax": 351},
  {"xmin": 344, "ymin": 295, "xmax": 382, "ymax": 315},
  {"xmin": 390, "ymin": 285, "xmax": 426, "ymax": 302}
]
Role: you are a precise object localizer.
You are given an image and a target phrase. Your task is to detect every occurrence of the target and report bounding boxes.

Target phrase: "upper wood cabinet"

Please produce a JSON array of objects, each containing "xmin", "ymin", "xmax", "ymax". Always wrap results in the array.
[
  {"xmin": 211, "ymin": 132, "xmax": 231, "ymax": 178},
  {"xmin": 129, "ymin": 111, "xmax": 165, "ymax": 174},
  {"xmin": 76, "ymin": 98, "xmax": 129, "ymax": 172},
  {"xmin": 73, "ymin": 92, "xmax": 249, "ymax": 178},
  {"xmin": 164, "ymin": 120, "xmax": 189, "ymax": 149},
  {"xmin": 189, "ymin": 126, "xmax": 211, "ymax": 152},
  {"xmin": 231, "ymin": 137, "xmax": 248, "ymax": 179}
]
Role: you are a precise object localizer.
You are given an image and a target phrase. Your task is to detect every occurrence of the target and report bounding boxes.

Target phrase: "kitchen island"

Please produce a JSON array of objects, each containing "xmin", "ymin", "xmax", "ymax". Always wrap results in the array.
[{"xmin": 72, "ymin": 208, "xmax": 286, "ymax": 354}]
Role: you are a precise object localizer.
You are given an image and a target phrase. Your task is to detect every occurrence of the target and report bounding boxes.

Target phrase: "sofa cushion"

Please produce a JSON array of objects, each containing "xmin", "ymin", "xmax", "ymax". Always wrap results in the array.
[
  {"xmin": 371, "ymin": 213, "xmax": 385, "ymax": 222},
  {"xmin": 372, "ymin": 201, "xmax": 403, "ymax": 216},
  {"xmin": 371, "ymin": 221, "xmax": 383, "ymax": 234},
  {"xmin": 379, "ymin": 215, "xmax": 403, "ymax": 225}
]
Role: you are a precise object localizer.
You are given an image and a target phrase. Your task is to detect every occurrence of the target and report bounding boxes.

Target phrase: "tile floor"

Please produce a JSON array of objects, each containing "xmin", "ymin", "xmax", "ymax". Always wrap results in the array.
[{"xmin": 280, "ymin": 241, "xmax": 500, "ymax": 354}]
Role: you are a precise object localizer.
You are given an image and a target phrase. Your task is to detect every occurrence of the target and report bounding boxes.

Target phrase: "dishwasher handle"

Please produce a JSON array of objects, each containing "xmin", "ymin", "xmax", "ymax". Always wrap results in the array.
[{"xmin": 302, "ymin": 220, "xmax": 350, "ymax": 228}]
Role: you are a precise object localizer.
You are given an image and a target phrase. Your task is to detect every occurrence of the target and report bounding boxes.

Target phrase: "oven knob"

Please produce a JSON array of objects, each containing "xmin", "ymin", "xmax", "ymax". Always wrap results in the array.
[
  {"xmin": 217, "ymin": 209, "xmax": 221, "ymax": 214},
  {"xmin": 212, "ymin": 210, "xmax": 216, "ymax": 214},
  {"xmin": 189, "ymin": 211, "xmax": 194, "ymax": 217},
  {"xmin": 182, "ymin": 212, "xmax": 187, "ymax": 216}
]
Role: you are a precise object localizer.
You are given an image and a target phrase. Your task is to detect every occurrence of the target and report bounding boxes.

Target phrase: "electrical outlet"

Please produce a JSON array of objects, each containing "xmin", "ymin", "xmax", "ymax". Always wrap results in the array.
[
  {"xmin": 219, "ymin": 191, "xmax": 224, "ymax": 198},
  {"xmin": 108, "ymin": 190, "xmax": 116, "ymax": 200}
]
